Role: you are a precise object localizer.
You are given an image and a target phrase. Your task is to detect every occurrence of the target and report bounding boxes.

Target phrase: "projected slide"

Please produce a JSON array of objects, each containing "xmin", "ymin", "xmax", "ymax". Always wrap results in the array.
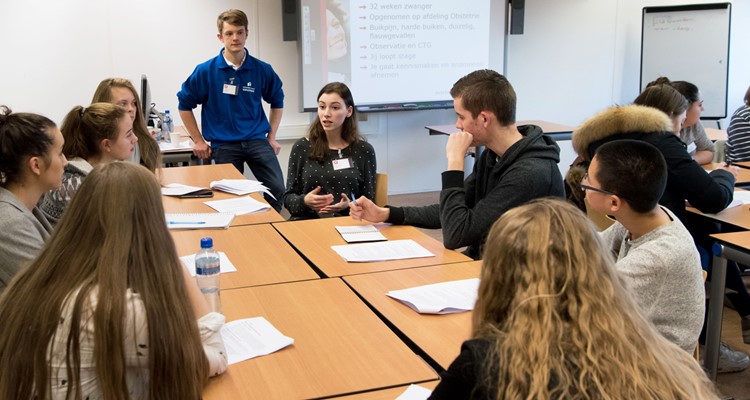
[{"xmin": 300, "ymin": 0, "xmax": 493, "ymax": 111}]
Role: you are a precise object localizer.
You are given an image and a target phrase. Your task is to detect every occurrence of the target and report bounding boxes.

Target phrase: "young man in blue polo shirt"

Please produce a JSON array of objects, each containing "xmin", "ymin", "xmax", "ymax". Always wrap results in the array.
[{"xmin": 178, "ymin": 9, "xmax": 285, "ymax": 211}]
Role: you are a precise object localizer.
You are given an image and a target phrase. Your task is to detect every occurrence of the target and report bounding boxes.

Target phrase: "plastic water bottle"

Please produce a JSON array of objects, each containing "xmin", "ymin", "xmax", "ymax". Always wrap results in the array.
[
  {"xmin": 195, "ymin": 237, "xmax": 221, "ymax": 313},
  {"xmin": 163, "ymin": 109, "xmax": 174, "ymax": 140}
]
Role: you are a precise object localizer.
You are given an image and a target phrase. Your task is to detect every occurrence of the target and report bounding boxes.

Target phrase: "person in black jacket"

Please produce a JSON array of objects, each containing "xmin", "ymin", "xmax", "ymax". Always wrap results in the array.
[
  {"xmin": 429, "ymin": 198, "xmax": 718, "ymax": 400},
  {"xmin": 350, "ymin": 69, "xmax": 564, "ymax": 260}
]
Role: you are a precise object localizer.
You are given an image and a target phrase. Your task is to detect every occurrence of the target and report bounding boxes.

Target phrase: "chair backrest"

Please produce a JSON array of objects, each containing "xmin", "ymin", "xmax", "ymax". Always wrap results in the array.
[
  {"xmin": 713, "ymin": 139, "xmax": 726, "ymax": 163},
  {"xmin": 374, "ymin": 173, "xmax": 388, "ymax": 207}
]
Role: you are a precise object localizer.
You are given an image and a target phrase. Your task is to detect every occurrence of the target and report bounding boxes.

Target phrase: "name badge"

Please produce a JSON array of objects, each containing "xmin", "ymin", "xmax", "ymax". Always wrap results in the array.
[
  {"xmin": 332, "ymin": 158, "xmax": 352, "ymax": 171},
  {"xmin": 686, "ymin": 142, "xmax": 697, "ymax": 154},
  {"xmin": 223, "ymin": 84, "xmax": 238, "ymax": 95}
]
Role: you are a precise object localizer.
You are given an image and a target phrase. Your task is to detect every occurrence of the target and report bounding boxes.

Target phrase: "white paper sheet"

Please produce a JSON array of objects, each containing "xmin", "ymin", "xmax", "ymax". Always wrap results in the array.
[
  {"xmin": 331, "ymin": 239, "xmax": 434, "ymax": 262},
  {"xmin": 220, "ymin": 317, "xmax": 294, "ymax": 365},
  {"xmin": 161, "ymin": 183, "xmax": 209, "ymax": 196},
  {"xmin": 387, "ymin": 278, "xmax": 479, "ymax": 314},
  {"xmin": 204, "ymin": 196, "xmax": 270, "ymax": 215},
  {"xmin": 210, "ymin": 179, "xmax": 275, "ymax": 199},
  {"xmin": 179, "ymin": 251, "xmax": 238, "ymax": 276},
  {"xmin": 158, "ymin": 140, "xmax": 193, "ymax": 151},
  {"xmin": 335, "ymin": 225, "xmax": 387, "ymax": 243},
  {"xmin": 395, "ymin": 384, "xmax": 433, "ymax": 400}
]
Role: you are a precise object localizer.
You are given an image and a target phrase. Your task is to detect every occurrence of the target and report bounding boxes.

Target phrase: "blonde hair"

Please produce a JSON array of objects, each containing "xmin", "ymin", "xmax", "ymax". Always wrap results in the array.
[
  {"xmin": 92, "ymin": 78, "xmax": 162, "ymax": 172},
  {"xmin": 473, "ymin": 198, "xmax": 717, "ymax": 399},
  {"xmin": 0, "ymin": 162, "xmax": 208, "ymax": 399}
]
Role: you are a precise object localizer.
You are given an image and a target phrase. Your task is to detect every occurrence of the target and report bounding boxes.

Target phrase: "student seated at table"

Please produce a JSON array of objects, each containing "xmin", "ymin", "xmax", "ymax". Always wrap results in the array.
[
  {"xmin": 428, "ymin": 198, "xmax": 718, "ymax": 400},
  {"xmin": 0, "ymin": 162, "xmax": 227, "ymax": 398},
  {"xmin": 0, "ymin": 106, "xmax": 66, "ymax": 292},
  {"xmin": 668, "ymin": 79, "xmax": 715, "ymax": 164},
  {"xmin": 350, "ymin": 69, "xmax": 565, "ymax": 259},
  {"xmin": 92, "ymin": 78, "xmax": 162, "ymax": 172},
  {"xmin": 584, "ymin": 139, "xmax": 703, "ymax": 353},
  {"xmin": 727, "ymin": 85, "xmax": 750, "ymax": 162},
  {"xmin": 569, "ymin": 104, "xmax": 750, "ymax": 372},
  {"xmin": 283, "ymin": 82, "xmax": 376, "ymax": 220},
  {"xmin": 39, "ymin": 102, "xmax": 138, "ymax": 224}
]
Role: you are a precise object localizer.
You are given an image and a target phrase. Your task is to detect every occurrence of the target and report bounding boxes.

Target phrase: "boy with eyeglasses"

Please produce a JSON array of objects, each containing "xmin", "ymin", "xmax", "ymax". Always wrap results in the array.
[{"xmin": 584, "ymin": 139, "xmax": 705, "ymax": 355}]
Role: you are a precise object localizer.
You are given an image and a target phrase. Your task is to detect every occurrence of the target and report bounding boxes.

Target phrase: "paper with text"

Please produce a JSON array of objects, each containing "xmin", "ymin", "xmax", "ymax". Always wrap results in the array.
[
  {"xmin": 179, "ymin": 251, "xmax": 238, "ymax": 276},
  {"xmin": 331, "ymin": 239, "xmax": 434, "ymax": 262},
  {"xmin": 204, "ymin": 196, "xmax": 270, "ymax": 215},
  {"xmin": 335, "ymin": 225, "xmax": 387, "ymax": 243},
  {"xmin": 387, "ymin": 278, "xmax": 480, "ymax": 314},
  {"xmin": 395, "ymin": 384, "xmax": 433, "ymax": 400},
  {"xmin": 221, "ymin": 317, "xmax": 294, "ymax": 365}
]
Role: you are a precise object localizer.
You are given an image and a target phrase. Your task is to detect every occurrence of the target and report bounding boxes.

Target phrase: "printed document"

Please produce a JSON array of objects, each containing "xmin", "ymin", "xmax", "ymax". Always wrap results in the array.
[
  {"xmin": 221, "ymin": 317, "xmax": 294, "ymax": 365},
  {"xmin": 210, "ymin": 179, "xmax": 275, "ymax": 199},
  {"xmin": 204, "ymin": 196, "xmax": 270, "ymax": 215},
  {"xmin": 331, "ymin": 239, "xmax": 434, "ymax": 262},
  {"xmin": 335, "ymin": 225, "xmax": 387, "ymax": 243},
  {"xmin": 387, "ymin": 278, "xmax": 480, "ymax": 314},
  {"xmin": 179, "ymin": 251, "xmax": 238, "ymax": 276}
]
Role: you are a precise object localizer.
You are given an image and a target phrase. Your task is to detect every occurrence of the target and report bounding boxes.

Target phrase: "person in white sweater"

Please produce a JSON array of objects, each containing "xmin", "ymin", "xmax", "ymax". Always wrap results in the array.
[
  {"xmin": 0, "ymin": 162, "xmax": 227, "ymax": 399},
  {"xmin": 583, "ymin": 139, "xmax": 704, "ymax": 354}
]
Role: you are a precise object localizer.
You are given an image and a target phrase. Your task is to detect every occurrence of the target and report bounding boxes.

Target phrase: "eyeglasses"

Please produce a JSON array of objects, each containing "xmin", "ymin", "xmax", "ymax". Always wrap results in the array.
[{"xmin": 580, "ymin": 173, "xmax": 617, "ymax": 196}]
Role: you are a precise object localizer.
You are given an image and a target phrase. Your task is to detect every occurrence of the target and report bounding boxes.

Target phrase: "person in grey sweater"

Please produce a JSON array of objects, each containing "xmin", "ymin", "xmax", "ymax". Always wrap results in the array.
[
  {"xmin": 0, "ymin": 106, "xmax": 67, "ymax": 292},
  {"xmin": 584, "ymin": 139, "xmax": 704, "ymax": 354},
  {"xmin": 350, "ymin": 70, "xmax": 565, "ymax": 259}
]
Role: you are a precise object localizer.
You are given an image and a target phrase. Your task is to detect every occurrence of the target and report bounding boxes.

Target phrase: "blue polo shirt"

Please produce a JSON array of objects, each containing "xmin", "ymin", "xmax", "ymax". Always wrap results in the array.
[{"xmin": 177, "ymin": 49, "xmax": 284, "ymax": 146}]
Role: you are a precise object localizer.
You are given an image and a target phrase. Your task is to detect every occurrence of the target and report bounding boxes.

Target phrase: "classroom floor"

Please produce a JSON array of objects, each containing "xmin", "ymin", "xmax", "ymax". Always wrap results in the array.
[{"xmin": 282, "ymin": 190, "xmax": 750, "ymax": 399}]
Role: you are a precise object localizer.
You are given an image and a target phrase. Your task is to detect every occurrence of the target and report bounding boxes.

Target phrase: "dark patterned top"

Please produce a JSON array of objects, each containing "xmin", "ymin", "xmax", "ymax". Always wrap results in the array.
[{"xmin": 284, "ymin": 138, "xmax": 376, "ymax": 220}]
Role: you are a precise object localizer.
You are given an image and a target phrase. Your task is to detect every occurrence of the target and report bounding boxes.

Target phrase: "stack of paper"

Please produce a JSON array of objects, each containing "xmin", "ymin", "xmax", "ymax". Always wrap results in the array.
[
  {"xmin": 221, "ymin": 317, "xmax": 295, "ymax": 365},
  {"xmin": 210, "ymin": 179, "xmax": 275, "ymax": 199},
  {"xmin": 335, "ymin": 225, "xmax": 387, "ymax": 243},
  {"xmin": 158, "ymin": 140, "xmax": 193, "ymax": 151},
  {"xmin": 179, "ymin": 252, "xmax": 238, "ymax": 276},
  {"xmin": 161, "ymin": 183, "xmax": 212, "ymax": 198},
  {"xmin": 165, "ymin": 212, "xmax": 235, "ymax": 229},
  {"xmin": 386, "ymin": 278, "xmax": 480, "ymax": 314},
  {"xmin": 331, "ymin": 239, "xmax": 434, "ymax": 262},
  {"xmin": 204, "ymin": 196, "xmax": 270, "ymax": 215}
]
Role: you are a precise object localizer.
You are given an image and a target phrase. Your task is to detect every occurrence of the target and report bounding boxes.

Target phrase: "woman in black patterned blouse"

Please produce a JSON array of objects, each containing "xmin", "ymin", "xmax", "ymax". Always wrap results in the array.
[{"xmin": 284, "ymin": 82, "xmax": 377, "ymax": 220}]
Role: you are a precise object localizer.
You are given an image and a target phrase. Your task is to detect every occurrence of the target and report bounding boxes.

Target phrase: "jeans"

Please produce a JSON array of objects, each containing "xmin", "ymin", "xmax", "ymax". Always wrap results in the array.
[{"xmin": 213, "ymin": 140, "xmax": 285, "ymax": 212}]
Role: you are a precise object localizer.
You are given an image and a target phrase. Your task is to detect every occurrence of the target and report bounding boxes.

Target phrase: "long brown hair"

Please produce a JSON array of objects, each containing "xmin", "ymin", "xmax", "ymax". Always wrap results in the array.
[
  {"xmin": 307, "ymin": 82, "xmax": 362, "ymax": 161},
  {"xmin": 92, "ymin": 78, "xmax": 162, "ymax": 172},
  {"xmin": 0, "ymin": 162, "xmax": 208, "ymax": 399},
  {"xmin": 473, "ymin": 198, "xmax": 717, "ymax": 399},
  {"xmin": 61, "ymin": 102, "xmax": 126, "ymax": 161}
]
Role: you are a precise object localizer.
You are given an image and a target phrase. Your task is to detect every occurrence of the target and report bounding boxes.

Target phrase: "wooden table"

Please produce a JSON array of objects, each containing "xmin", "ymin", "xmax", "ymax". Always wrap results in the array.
[
  {"xmin": 686, "ymin": 189, "xmax": 750, "ymax": 231},
  {"xmin": 426, "ymin": 119, "xmax": 575, "ymax": 140},
  {"xmin": 334, "ymin": 381, "xmax": 439, "ymax": 400},
  {"xmin": 344, "ymin": 261, "xmax": 480, "ymax": 370},
  {"xmin": 734, "ymin": 161, "xmax": 750, "ymax": 170},
  {"xmin": 161, "ymin": 164, "xmax": 284, "ymax": 226},
  {"xmin": 203, "ymin": 279, "xmax": 437, "ymax": 399},
  {"xmin": 171, "ymin": 224, "xmax": 318, "ymax": 289},
  {"xmin": 273, "ymin": 217, "xmax": 472, "ymax": 277},
  {"xmin": 706, "ymin": 127, "xmax": 728, "ymax": 142},
  {"xmin": 704, "ymin": 162, "xmax": 750, "ymax": 185}
]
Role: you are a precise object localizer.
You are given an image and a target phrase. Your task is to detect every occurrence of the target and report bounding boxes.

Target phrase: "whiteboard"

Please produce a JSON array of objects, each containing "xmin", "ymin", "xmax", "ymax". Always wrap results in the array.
[{"xmin": 640, "ymin": 3, "xmax": 731, "ymax": 119}]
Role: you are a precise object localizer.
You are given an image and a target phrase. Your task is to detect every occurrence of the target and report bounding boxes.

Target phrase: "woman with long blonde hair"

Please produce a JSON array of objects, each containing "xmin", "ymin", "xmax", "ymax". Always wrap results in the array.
[
  {"xmin": 429, "ymin": 198, "xmax": 717, "ymax": 399},
  {"xmin": 0, "ymin": 162, "xmax": 227, "ymax": 399},
  {"xmin": 92, "ymin": 77, "xmax": 162, "ymax": 172}
]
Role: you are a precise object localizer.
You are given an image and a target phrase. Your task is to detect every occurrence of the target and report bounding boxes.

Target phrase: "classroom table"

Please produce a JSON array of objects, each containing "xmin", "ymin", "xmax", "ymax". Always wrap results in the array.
[
  {"xmin": 333, "ymin": 381, "xmax": 439, "ymax": 400},
  {"xmin": 705, "ymin": 231, "xmax": 750, "ymax": 380},
  {"xmin": 734, "ymin": 161, "xmax": 750, "ymax": 170},
  {"xmin": 704, "ymin": 162, "xmax": 750, "ymax": 185},
  {"xmin": 344, "ymin": 261, "xmax": 481, "ymax": 370},
  {"xmin": 705, "ymin": 127, "xmax": 728, "ymax": 142},
  {"xmin": 272, "ymin": 216, "xmax": 472, "ymax": 277},
  {"xmin": 160, "ymin": 125, "xmax": 195, "ymax": 165},
  {"xmin": 426, "ymin": 119, "xmax": 575, "ymax": 140},
  {"xmin": 171, "ymin": 224, "xmax": 318, "ymax": 289},
  {"xmin": 686, "ymin": 189, "xmax": 750, "ymax": 231},
  {"xmin": 161, "ymin": 164, "xmax": 284, "ymax": 226},
  {"xmin": 202, "ymin": 279, "xmax": 437, "ymax": 399}
]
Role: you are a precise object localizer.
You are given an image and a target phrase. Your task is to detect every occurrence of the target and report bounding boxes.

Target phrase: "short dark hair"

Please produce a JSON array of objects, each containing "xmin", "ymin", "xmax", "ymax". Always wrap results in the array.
[
  {"xmin": 594, "ymin": 140, "xmax": 667, "ymax": 213},
  {"xmin": 450, "ymin": 69, "xmax": 516, "ymax": 126}
]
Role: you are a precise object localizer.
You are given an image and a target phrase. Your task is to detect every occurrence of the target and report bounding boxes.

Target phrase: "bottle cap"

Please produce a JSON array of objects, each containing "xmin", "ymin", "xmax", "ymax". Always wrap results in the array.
[
  {"xmin": 200, "ymin": 237, "xmax": 213, "ymax": 249},
  {"xmin": 165, "ymin": 109, "xmax": 171, "ymax": 114}
]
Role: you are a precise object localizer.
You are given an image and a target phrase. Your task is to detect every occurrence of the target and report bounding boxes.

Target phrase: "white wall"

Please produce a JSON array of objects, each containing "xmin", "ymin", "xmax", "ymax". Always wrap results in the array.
[{"xmin": 1, "ymin": 0, "xmax": 748, "ymax": 194}]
